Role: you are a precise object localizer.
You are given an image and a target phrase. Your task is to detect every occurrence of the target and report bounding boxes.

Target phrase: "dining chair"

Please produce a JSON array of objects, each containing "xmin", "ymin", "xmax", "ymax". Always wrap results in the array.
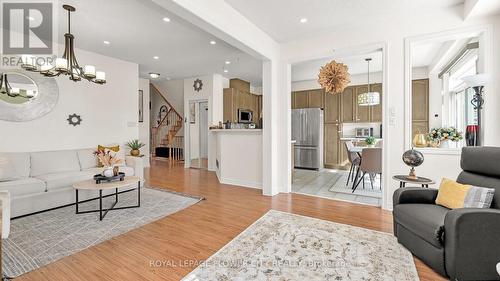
[
  {"xmin": 352, "ymin": 147, "xmax": 382, "ymax": 193},
  {"xmin": 344, "ymin": 141, "xmax": 361, "ymax": 186}
]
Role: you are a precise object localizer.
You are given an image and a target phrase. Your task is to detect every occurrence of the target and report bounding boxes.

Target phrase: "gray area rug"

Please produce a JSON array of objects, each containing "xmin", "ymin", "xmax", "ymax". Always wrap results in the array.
[
  {"xmin": 329, "ymin": 172, "xmax": 382, "ymax": 198},
  {"xmin": 183, "ymin": 210, "xmax": 419, "ymax": 281},
  {"xmin": 3, "ymin": 187, "xmax": 203, "ymax": 278}
]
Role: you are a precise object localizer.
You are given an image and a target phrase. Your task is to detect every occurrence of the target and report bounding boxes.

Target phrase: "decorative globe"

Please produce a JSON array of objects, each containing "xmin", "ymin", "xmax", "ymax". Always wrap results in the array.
[{"xmin": 402, "ymin": 149, "xmax": 424, "ymax": 168}]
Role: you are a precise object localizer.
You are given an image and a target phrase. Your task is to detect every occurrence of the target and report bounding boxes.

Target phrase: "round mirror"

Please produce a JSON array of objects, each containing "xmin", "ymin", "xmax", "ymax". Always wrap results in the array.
[
  {"xmin": 0, "ymin": 72, "xmax": 39, "ymax": 104},
  {"xmin": 0, "ymin": 69, "xmax": 58, "ymax": 122}
]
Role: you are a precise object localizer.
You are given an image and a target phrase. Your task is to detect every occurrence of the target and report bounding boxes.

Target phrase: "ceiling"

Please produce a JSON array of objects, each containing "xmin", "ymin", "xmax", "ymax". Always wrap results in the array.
[
  {"xmin": 292, "ymin": 51, "xmax": 382, "ymax": 82},
  {"xmin": 225, "ymin": 0, "xmax": 465, "ymax": 43},
  {"xmin": 56, "ymin": 0, "xmax": 263, "ymax": 85},
  {"xmin": 411, "ymin": 42, "xmax": 447, "ymax": 68}
]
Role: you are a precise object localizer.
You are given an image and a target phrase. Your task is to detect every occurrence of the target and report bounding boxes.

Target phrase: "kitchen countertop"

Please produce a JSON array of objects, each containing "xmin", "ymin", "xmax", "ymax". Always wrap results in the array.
[
  {"xmin": 291, "ymin": 140, "xmax": 297, "ymax": 144},
  {"xmin": 210, "ymin": 129, "xmax": 262, "ymax": 132},
  {"xmin": 340, "ymin": 136, "xmax": 383, "ymax": 141}
]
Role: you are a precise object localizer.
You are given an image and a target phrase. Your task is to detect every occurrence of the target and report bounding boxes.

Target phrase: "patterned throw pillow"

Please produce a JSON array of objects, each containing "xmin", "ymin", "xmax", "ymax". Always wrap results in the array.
[
  {"xmin": 96, "ymin": 145, "xmax": 121, "ymax": 167},
  {"xmin": 436, "ymin": 178, "xmax": 495, "ymax": 209}
]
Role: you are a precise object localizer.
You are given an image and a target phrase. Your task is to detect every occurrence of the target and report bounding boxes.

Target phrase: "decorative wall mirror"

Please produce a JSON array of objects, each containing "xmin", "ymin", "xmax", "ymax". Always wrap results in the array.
[
  {"xmin": 0, "ymin": 69, "xmax": 59, "ymax": 122},
  {"xmin": 405, "ymin": 26, "xmax": 491, "ymax": 151}
]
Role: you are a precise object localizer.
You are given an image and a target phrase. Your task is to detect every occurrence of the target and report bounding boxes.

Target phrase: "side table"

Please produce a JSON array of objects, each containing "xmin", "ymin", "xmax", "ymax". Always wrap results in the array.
[{"xmin": 392, "ymin": 175, "xmax": 435, "ymax": 188}]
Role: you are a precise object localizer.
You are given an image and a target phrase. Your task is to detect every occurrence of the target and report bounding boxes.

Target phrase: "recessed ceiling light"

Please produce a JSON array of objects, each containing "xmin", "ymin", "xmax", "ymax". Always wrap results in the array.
[
  {"xmin": 223, "ymin": 69, "xmax": 228, "ymax": 73},
  {"xmin": 162, "ymin": 17, "xmax": 171, "ymax": 22},
  {"xmin": 103, "ymin": 40, "xmax": 110, "ymax": 45},
  {"xmin": 225, "ymin": 61, "xmax": 231, "ymax": 65},
  {"xmin": 27, "ymin": 16, "xmax": 35, "ymax": 21},
  {"xmin": 166, "ymin": 77, "xmax": 171, "ymax": 81},
  {"xmin": 300, "ymin": 18, "xmax": 308, "ymax": 23},
  {"xmin": 149, "ymin": 72, "xmax": 160, "ymax": 79},
  {"xmin": 153, "ymin": 56, "xmax": 159, "ymax": 60},
  {"xmin": 210, "ymin": 40, "xmax": 216, "ymax": 45}
]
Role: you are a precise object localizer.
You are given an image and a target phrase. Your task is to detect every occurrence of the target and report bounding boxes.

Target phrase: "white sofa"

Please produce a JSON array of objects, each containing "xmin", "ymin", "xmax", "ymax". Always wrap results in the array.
[{"xmin": 0, "ymin": 148, "xmax": 144, "ymax": 218}]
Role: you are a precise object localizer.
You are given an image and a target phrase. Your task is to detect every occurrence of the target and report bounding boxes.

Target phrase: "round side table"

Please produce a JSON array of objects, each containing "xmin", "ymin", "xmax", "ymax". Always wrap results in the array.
[{"xmin": 392, "ymin": 175, "xmax": 435, "ymax": 188}]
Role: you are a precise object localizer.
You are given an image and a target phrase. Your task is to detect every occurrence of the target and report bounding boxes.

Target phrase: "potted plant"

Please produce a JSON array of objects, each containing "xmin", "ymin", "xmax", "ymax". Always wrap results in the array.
[
  {"xmin": 365, "ymin": 136, "xmax": 376, "ymax": 148},
  {"xmin": 126, "ymin": 139, "xmax": 145, "ymax": 156},
  {"xmin": 427, "ymin": 127, "xmax": 463, "ymax": 148}
]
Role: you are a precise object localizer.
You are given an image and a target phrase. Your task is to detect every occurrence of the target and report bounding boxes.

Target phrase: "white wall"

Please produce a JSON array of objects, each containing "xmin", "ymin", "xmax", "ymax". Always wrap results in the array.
[
  {"xmin": 291, "ymin": 71, "xmax": 384, "ymax": 92},
  {"xmin": 139, "ymin": 78, "xmax": 151, "ymax": 166},
  {"xmin": 281, "ymin": 9, "xmax": 500, "ymax": 209},
  {"xmin": 0, "ymin": 48, "xmax": 139, "ymax": 152},
  {"xmin": 152, "ymin": 79, "xmax": 184, "ymax": 117},
  {"xmin": 183, "ymin": 74, "xmax": 224, "ymax": 171}
]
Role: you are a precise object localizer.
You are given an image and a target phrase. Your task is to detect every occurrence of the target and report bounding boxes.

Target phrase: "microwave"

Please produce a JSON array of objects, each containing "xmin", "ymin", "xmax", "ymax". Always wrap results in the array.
[
  {"xmin": 238, "ymin": 109, "xmax": 253, "ymax": 123},
  {"xmin": 355, "ymin": 127, "xmax": 373, "ymax": 138}
]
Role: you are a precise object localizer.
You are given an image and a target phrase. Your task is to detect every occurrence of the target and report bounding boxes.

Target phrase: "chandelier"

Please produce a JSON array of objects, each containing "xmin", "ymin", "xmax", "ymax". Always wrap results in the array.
[
  {"xmin": 0, "ymin": 73, "xmax": 35, "ymax": 99},
  {"xmin": 21, "ymin": 5, "xmax": 106, "ymax": 84},
  {"xmin": 357, "ymin": 58, "xmax": 380, "ymax": 106}
]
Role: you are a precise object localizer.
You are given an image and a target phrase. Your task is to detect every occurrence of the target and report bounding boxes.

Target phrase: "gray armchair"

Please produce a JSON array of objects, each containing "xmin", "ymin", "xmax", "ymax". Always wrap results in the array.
[{"xmin": 393, "ymin": 147, "xmax": 500, "ymax": 281}]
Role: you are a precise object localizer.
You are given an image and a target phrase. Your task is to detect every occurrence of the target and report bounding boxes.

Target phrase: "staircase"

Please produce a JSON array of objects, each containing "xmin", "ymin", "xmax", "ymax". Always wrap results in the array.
[{"xmin": 150, "ymin": 83, "xmax": 184, "ymax": 163}]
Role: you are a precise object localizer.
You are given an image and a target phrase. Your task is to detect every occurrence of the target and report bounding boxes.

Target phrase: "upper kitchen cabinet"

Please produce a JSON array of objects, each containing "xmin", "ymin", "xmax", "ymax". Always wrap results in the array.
[
  {"xmin": 223, "ymin": 86, "xmax": 261, "ymax": 124},
  {"xmin": 341, "ymin": 86, "xmax": 355, "ymax": 123},
  {"xmin": 292, "ymin": 90, "xmax": 309, "ymax": 109},
  {"xmin": 324, "ymin": 90, "xmax": 340, "ymax": 123},
  {"xmin": 308, "ymin": 89, "xmax": 324, "ymax": 108},
  {"xmin": 370, "ymin": 83, "xmax": 383, "ymax": 122},
  {"xmin": 355, "ymin": 85, "xmax": 371, "ymax": 123}
]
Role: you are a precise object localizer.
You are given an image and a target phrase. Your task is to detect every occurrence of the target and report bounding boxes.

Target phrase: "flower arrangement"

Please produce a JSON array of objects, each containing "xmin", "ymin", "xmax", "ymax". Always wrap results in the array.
[
  {"xmin": 318, "ymin": 60, "xmax": 351, "ymax": 94},
  {"xmin": 94, "ymin": 149, "xmax": 123, "ymax": 167},
  {"xmin": 427, "ymin": 127, "xmax": 463, "ymax": 142}
]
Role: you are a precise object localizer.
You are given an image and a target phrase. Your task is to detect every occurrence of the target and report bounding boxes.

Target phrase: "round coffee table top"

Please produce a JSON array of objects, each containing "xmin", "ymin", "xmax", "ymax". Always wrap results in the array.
[
  {"xmin": 392, "ymin": 175, "xmax": 435, "ymax": 184},
  {"xmin": 73, "ymin": 176, "xmax": 140, "ymax": 190}
]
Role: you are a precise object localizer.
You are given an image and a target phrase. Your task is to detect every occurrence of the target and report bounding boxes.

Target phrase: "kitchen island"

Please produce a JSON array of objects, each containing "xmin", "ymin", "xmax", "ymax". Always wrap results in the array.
[{"xmin": 211, "ymin": 129, "xmax": 263, "ymax": 189}]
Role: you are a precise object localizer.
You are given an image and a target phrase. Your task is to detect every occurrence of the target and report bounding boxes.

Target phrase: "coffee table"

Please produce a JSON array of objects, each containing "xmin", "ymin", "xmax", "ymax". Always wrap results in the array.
[
  {"xmin": 73, "ymin": 176, "xmax": 141, "ymax": 221},
  {"xmin": 392, "ymin": 175, "xmax": 435, "ymax": 188}
]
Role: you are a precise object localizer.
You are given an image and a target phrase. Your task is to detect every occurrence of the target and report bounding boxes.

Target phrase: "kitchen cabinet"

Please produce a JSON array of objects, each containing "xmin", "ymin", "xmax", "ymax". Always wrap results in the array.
[
  {"xmin": 355, "ymin": 85, "xmax": 371, "ymax": 123},
  {"xmin": 308, "ymin": 89, "xmax": 324, "ymax": 108},
  {"xmin": 324, "ymin": 123, "xmax": 341, "ymax": 168},
  {"xmin": 293, "ymin": 91, "xmax": 309, "ymax": 109},
  {"xmin": 324, "ymin": 91, "xmax": 340, "ymax": 123},
  {"xmin": 223, "ymin": 88, "xmax": 261, "ymax": 124},
  {"xmin": 412, "ymin": 79, "xmax": 429, "ymax": 138},
  {"xmin": 341, "ymin": 86, "xmax": 355, "ymax": 122},
  {"xmin": 370, "ymin": 83, "xmax": 383, "ymax": 122}
]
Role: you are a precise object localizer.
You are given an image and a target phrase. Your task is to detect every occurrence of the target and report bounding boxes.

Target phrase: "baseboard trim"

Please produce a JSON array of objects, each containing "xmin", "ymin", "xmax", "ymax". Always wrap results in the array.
[{"xmin": 218, "ymin": 177, "xmax": 262, "ymax": 189}]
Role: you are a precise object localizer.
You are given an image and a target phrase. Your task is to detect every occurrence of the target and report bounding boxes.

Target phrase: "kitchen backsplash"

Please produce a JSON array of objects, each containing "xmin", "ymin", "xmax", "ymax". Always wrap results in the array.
[{"xmin": 342, "ymin": 122, "xmax": 382, "ymax": 138}]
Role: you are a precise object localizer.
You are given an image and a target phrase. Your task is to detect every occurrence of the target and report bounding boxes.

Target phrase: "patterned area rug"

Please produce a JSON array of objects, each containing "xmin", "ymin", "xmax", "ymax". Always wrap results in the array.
[
  {"xmin": 3, "ymin": 187, "xmax": 203, "ymax": 278},
  {"xmin": 183, "ymin": 210, "xmax": 419, "ymax": 281}
]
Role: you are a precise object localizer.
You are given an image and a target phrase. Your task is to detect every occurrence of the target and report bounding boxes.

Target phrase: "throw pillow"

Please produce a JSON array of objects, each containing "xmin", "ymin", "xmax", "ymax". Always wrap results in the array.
[
  {"xmin": 435, "ymin": 178, "xmax": 495, "ymax": 209},
  {"xmin": 96, "ymin": 144, "xmax": 125, "ymax": 167},
  {"xmin": 0, "ymin": 157, "xmax": 20, "ymax": 181}
]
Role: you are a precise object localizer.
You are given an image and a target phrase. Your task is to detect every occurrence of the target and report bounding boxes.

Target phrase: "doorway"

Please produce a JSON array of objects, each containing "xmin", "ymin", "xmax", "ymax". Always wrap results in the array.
[{"xmin": 189, "ymin": 100, "xmax": 209, "ymax": 169}]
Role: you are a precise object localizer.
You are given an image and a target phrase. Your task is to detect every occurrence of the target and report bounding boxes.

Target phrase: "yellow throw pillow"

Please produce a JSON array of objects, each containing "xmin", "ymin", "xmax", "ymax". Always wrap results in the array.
[{"xmin": 435, "ymin": 178, "xmax": 471, "ymax": 209}]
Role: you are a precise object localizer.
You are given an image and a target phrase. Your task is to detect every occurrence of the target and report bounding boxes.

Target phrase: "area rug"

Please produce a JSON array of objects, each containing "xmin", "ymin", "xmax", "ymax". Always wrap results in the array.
[
  {"xmin": 329, "ymin": 172, "xmax": 382, "ymax": 198},
  {"xmin": 3, "ymin": 187, "xmax": 203, "ymax": 278},
  {"xmin": 183, "ymin": 210, "xmax": 419, "ymax": 281}
]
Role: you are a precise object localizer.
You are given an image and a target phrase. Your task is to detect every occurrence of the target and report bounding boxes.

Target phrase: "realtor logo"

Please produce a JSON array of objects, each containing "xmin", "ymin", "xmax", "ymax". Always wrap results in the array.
[{"xmin": 2, "ymin": 2, "xmax": 53, "ymax": 54}]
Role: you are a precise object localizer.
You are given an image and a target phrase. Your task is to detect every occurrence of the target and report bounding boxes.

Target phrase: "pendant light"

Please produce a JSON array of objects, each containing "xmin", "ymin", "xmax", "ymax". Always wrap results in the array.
[
  {"xmin": 0, "ymin": 73, "xmax": 26, "ymax": 98},
  {"xmin": 357, "ymin": 58, "xmax": 380, "ymax": 106},
  {"xmin": 21, "ymin": 5, "xmax": 106, "ymax": 84}
]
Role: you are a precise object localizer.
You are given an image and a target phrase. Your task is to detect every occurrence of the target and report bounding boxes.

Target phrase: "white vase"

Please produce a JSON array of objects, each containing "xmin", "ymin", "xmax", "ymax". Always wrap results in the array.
[
  {"xmin": 440, "ymin": 140, "xmax": 449, "ymax": 148},
  {"xmin": 103, "ymin": 167, "xmax": 114, "ymax": 177}
]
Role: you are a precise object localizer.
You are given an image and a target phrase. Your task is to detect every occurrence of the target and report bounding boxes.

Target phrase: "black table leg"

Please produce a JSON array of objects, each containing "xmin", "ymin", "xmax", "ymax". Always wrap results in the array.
[
  {"xmin": 99, "ymin": 190, "xmax": 103, "ymax": 221},
  {"xmin": 75, "ymin": 190, "xmax": 79, "ymax": 214},
  {"xmin": 137, "ymin": 181, "xmax": 141, "ymax": 207}
]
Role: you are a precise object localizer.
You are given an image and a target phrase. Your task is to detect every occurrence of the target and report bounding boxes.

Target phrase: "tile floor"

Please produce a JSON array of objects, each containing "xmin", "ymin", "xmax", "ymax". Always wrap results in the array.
[{"xmin": 292, "ymin": 168, "xmax": 382, "ymax": 206}]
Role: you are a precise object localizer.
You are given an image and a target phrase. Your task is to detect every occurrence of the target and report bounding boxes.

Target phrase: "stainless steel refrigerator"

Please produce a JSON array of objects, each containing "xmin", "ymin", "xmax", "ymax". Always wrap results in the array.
[{"xmin": 292, "ymin": 108, "xmax": 324, "ymax": 170}]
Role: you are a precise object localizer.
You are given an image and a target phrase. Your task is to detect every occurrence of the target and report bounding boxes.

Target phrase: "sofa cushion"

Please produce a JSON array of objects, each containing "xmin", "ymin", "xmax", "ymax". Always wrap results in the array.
[
  {"xmin": 35, "ymin": 171, "xmax": 96, "ymax": 191},
  {"xmin": 394, "ymin": 204, "xmax": 449, "ymax": 248},
  {"xmin": 30, "ymin": 150, "xmax": 81, "ymax": 177},
  {"xmin": 0, "ymin": 152, "xmax": 30, "ymax": 178},
  {"xmin": 0, "ymin": 178, "xmax": 46, "ymax": 196},
  {"xmin": 77, "ymin": 149, "xmax": 97, "ymax": 169},
  {"xmin": 0, "ymin": 157, "xmax": 20, "ymax": 181}
]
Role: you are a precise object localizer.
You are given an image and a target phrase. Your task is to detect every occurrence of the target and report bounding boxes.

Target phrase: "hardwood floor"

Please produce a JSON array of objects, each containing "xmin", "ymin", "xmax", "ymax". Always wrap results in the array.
[{"xmin": 18, "ymin": 160, "xmax": 447, "ymax": 281}]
